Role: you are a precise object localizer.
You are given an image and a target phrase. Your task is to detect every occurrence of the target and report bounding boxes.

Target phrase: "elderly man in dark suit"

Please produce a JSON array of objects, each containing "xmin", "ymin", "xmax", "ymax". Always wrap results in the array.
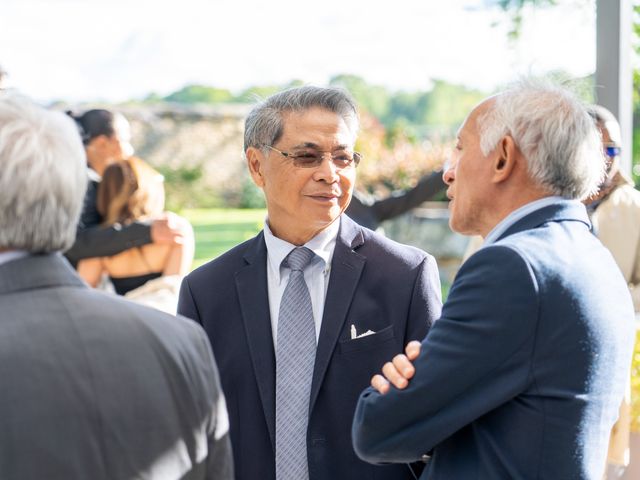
[
  {"xmin": 0, "ymin": 93, "xmax": 233, "ymax": 480},
  {"xmin": 352, "ymin": 80, "xmax": 636, "ymax": 479},
  {"xmin": 178, "ymin": 86, "xmax": 442, "ymax": 480}
]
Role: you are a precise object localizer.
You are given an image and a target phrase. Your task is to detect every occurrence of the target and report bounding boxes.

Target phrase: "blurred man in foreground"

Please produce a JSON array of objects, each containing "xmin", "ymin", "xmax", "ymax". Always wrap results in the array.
[
  {"xmin": 352, "ymin": 79, "xmax": 635, "ymax": 479},
  {"xmin": 0, "ymin": 93, "xmax": 233, "ymax": 479}
]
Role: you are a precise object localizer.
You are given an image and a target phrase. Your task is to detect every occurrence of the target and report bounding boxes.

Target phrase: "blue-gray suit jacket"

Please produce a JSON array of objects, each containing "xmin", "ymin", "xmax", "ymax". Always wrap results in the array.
[
  {"xmin": 0, "ymin": 254, "xmax": 233, "ymax": 480},
  {"xmin": 352, "ymin": 200, "xmax": 635, "ymax": 479},
  {"xmin": 178, "ymin": 215, "xmax": 442, "ymax": 480}
]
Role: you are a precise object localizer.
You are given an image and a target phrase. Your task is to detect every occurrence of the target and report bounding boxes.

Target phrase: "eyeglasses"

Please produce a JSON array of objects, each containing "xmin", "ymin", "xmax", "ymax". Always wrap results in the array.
[
  {"xmin": 264, "ymin": 145, "xmax": 362, "ymax": 169},
  {"xmin": 604, "ymin": 143, "xmax": 621, "ymax": 158}
]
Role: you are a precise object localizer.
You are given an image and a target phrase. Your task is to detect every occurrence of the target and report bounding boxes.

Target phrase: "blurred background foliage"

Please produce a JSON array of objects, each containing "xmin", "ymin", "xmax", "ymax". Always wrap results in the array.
[
  {"xmin": 137, "ymin": 74, "xmax": 491, "ymax": 208},
  {"xmin": 137, "ymin": 69, "xmax": 603, "ymax": 211},
  {"xmin": 143, "ymin": 74, "xmax": 488, "ymax": 141},
  {"xmin": 123, "ymin": 0, "xmax": 640, "ymax": 211}
]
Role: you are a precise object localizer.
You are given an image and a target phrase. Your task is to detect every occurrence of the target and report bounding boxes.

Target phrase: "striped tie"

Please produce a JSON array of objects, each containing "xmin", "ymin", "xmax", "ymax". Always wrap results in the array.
[{"xmin": 276, "ymin": 247, "xmax": 316, "ymax": 480}]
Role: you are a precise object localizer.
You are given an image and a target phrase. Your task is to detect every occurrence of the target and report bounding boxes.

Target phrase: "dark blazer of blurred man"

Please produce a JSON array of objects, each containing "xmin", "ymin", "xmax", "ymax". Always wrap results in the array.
[
  {"xmin": 0, "ymin": 93, "xmax": 233, "ymax": 480},
  {"xmin": 179, "ymin": 86, "xmax": 442, "ymax": 480}
]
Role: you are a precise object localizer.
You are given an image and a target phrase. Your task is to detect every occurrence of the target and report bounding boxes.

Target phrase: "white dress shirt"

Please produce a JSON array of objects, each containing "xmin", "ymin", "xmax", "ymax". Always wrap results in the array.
[
  {"xmin": 263, "ymin": 219, "xmax": 340, "ymax": 348},
  {"xmin": 0, "ymin": 250, "xmax": 29, "ymax": 267},
  {"xmin": 483, "ymin": 196, "xmax": 568, "ymax": 247}
]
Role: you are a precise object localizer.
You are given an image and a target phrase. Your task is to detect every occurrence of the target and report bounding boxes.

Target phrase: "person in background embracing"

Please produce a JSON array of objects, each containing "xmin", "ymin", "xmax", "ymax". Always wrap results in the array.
[
  {"xmin": 178, "ymin": 85, "xmax": 442, "ymax": 480},
  {"xmin": 78, "ymin": 157, "xmax": 194, "ymax": 314},
  {"xmin": 0, "ymin": 92, "xmax": 233, "ymax": 479},
  {"xmin": 64, "ymin": 109, "xmax": 184, "ymax": 268},
  {"xmin": 352, "ymin": 79, "xmax": 635, "ymax": 480}
]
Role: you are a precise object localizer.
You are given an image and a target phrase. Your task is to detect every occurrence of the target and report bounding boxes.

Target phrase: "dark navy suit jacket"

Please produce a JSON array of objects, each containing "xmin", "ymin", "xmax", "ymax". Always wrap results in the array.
[
  {"xmin": 178, "ymin": 215, "xmax": 442, "ymax": 480},
  {"xmin": 353, "ymin": 201, "xmax": 635, "ymax": 480}
]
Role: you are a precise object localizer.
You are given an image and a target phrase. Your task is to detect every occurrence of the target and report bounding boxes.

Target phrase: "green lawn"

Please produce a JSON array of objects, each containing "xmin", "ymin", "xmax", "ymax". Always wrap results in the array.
[
  {"xmin": 183, "ymin": 208, "xmax": 266, "ymax": 269},
  {"xmin": 184, "ymin": 208, "xmax": 452, "ymax": 299}
]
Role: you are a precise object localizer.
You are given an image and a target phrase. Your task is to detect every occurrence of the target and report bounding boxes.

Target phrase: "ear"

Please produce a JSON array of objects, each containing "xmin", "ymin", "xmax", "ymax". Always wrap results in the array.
[
  {"xmin": 492, "ymin": 135, "xmax": 518, "ymax": 184},
  {"xmin": 246, "ymin": 147, "xmax": 266, "ymax": 188}
]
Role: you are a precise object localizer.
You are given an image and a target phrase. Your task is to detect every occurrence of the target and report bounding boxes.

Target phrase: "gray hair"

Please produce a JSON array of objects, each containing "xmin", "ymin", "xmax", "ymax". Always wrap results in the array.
[
  {"xmin": 0, "ymin": 93, "xmax": 87, "ymax": 252},
  {"xmin": 244, "ymin": 85, "xmax": 359, "ymax": 152},
  {"xmin": 477, "ymin": 79, "xmax": 605, "ymax": 200}
]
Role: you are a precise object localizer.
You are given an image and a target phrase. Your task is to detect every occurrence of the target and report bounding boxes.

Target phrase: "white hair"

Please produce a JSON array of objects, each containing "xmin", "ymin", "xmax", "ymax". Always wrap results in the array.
[
  {"xmin": 0, "ymin": 93, "xmax": 87, "ymax": 252},
  {"xmin": 477, "ymin": 79, "xmax": 605, "ymax": 200}
]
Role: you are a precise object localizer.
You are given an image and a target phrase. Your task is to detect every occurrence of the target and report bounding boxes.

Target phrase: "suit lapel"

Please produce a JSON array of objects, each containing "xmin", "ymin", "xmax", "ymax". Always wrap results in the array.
[
  {"xmin": 309, "ymin": 216, "xmax": 365, "ymax": 413},
  {"xmin": 234, "ymin": 233, "xmax": 277, "ymax": 451}
]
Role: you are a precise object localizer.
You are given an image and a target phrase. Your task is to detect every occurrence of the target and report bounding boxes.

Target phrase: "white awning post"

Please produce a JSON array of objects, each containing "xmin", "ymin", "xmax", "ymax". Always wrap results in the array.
[{"xmin": 595, "ymin": 0, "xmax": 634, "ymax": 176}]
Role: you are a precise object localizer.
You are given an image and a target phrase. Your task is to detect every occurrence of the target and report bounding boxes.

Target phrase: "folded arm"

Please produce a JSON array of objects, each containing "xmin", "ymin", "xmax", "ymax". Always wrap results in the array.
[{"xmin": 352, "ymin": 245, "xmax": 539, "ymax": 463}]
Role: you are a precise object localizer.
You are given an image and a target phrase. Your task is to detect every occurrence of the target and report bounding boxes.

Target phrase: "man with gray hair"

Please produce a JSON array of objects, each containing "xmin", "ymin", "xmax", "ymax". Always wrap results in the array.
[
  {"xmin": 352, "ymin": 80, "xmax": 635, "ymax": 479},
  {"xmin": 178, "ymin": 85, "xmax": 442, "ymax": 480},
  {"xmin": 0, "ymin": 93, "xmax": 233, "ymax": 479}
]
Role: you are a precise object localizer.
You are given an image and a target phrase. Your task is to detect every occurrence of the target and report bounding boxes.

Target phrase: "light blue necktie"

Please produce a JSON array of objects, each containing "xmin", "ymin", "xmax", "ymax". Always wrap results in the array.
[{"xmin": 276, "ymin": 247, "xmax": 316, "ymax": 480}]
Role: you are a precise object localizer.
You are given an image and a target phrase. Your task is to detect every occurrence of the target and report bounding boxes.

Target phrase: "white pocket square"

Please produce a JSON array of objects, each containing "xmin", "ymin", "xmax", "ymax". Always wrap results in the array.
[{"xmin": 350, "ymin": 324, "xmax": 376, "ymax": 340}]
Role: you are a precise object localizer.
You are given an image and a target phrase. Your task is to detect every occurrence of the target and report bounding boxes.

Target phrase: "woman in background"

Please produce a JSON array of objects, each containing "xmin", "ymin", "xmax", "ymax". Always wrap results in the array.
[
  {"xmin": 78, "ymin": 157, "xmax": 194, "ymax": 313},
  {"xmin": 64, "ymin": 109, "xmax": 185, "ymax": 269}
]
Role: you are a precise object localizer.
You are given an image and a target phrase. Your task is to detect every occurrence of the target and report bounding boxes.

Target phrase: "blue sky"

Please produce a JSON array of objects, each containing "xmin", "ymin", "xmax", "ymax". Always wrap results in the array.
[{"xmin": 0, "ymin": 0, "xmax": 596, "ymax": 102}]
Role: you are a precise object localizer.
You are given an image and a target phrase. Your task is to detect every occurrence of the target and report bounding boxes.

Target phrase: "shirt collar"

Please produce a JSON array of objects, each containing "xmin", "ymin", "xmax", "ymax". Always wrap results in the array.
[
  {"xmin": 87, "ymin": 167, "xmax": 101, "ymax": 183},
  {"xmin": 0, "ymin": 250, "xmax": 30, "ymax": 267},
  {"xmin": 483, "ymin": 196, "xmax": 565, "ymax": 246},
  {"xmin": 263, "ymin": 218, "xmax": 340, "ymax": 284}
]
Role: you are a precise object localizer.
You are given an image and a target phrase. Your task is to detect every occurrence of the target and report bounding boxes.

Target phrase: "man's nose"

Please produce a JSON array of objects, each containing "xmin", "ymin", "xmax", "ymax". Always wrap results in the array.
[
  {"xmin": 314, "ymin": 155, "xmax": 340, "ymax": 182},
  {"xmin": 443, "ymin": 159, "xmax": 456, "ymax": 185}
]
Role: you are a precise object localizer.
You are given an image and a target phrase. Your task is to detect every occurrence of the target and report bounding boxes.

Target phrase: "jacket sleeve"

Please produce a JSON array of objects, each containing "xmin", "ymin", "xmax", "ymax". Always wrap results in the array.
[
  {"xmin": 352, "ymin": 245, "xmax": 539, "ymax": 463},
  {"xmin": 64, "ymin": 222, "xmax": 153, "ymax": 264},
  {"xmin": 178, "ymin": 276, "xmax": 203, "ymax": 325},
  {"xmin": 370, "ymin": 171, "xmax": 446, "ymax": 224},
  {"xmin": 405, "ymin": 254, "xmax": 442, "ymax": 344}
]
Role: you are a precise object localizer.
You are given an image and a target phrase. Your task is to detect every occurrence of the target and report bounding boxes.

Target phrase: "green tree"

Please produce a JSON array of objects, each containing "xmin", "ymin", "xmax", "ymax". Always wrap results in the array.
[
  {"xmin": 387, "ymin": 91, "xmax": 430, "ymax": 125},
  {"xmin": 234, "ymin": 80, "xmax": 304, "ymax": 103},
  {"xmin": 490, "ymin": 0, "xmax": 567, "ymax": 39},
  {"xmin": 329, "ymin": 74, "xmax": 391, "ymax": 120},
  {"xmin": 235, "ymin": 85, "xmax": 282, "ymax": 102},
  {"xmin": 422, "ymin": 80, "xmax": 487, "ymax": 136},
  {"xmin": 164, "ymin": 84, "xmax": 234, "ymax": 104}
]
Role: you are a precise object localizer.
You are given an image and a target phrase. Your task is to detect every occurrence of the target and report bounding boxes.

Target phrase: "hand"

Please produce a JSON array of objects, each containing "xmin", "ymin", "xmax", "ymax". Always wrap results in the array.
[
  {"xmin": 371, "ymin": 340, "xmax": 422, "ymax": 395},
  {"xmin": 151, "ymin": 212, "xmax": 186, "ymax": 245}
]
